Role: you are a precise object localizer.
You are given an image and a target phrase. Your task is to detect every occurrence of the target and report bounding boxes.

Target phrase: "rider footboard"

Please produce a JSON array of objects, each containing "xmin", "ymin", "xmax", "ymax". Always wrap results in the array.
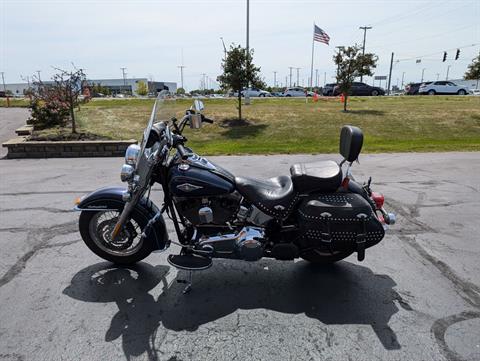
[{"xmin": 298, "ymin": 193, "xmax": 385, "ymax": 261}]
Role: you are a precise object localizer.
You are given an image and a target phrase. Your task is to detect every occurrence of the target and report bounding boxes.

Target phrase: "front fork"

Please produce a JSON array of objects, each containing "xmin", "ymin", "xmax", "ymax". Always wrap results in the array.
[{"xmin": 111, "ymin": 190, "xmax": 143, "ymax": 241}]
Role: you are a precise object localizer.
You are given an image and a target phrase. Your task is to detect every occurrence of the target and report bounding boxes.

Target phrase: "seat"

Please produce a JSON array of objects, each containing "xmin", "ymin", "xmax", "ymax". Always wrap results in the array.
[
  {"xmin": 235, "ymin": 175, "xmax": 298, "ymax": 219},
  {"xmin": 290, "ymin": 160, "xmax": 342, "ymax": 193}
]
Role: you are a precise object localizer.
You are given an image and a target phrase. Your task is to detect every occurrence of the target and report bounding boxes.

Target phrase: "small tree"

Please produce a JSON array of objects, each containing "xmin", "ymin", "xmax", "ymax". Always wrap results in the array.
[
  {"xmin": 334, "ymin": 45, "xmax": 378, "ymax": 112},
  {"xmin": 136, "ymin": 80, "xmax": 148, "ymax": 96},
  {"xmin": 29, "ymin": 67, "xmax": 86, "ymax": 133},
  {"xmin": 176, "ymin": 87, "xmax": 186, "ymax": 95},
  {"xmin": 217, "ymin": 44, "xmax": 265, "ymax": 120},
  {"xmin": 464, "ymin": 53, "xmax": 480, "ymax": 80}
]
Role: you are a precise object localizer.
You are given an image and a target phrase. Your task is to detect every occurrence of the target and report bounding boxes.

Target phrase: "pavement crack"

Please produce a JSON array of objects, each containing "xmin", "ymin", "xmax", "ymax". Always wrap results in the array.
[
  {"xmin": 400, "ymin": 235, "xmax": 480, "ymax": 309},
  {"xmin": 0, "ymin": 190, "xmax": 92, "ymax": 196},
  {"xmin": 0, "ymin": 221, "xmax": 78, "ymax": 288}
]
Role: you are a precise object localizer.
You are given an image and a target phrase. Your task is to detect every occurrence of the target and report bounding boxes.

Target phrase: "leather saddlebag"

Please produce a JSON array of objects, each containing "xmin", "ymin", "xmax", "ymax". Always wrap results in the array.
[{"xmin": 298, "ymin": 192, "xmax": 385, "ymax": 260}]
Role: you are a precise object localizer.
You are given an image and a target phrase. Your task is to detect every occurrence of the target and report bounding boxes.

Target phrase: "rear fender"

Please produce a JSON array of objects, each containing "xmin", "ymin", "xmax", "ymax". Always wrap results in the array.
[{"xmin": 74, "ymin": 186, "xmax": 168, "ymax": 250}]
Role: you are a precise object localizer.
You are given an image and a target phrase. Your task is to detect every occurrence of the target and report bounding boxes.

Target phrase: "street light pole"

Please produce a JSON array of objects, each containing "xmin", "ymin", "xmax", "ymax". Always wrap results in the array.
[
  {"xmin": 288, "ymin": 67, "xmax": 293, "ymax": 87},
  {"xmin": 359, "ymin": 26, "xmax": 372, "ymax": 82},
  {"xmin": 177, "ymin": 65, "xmax": 185, "ymax": 90},
  {"xmin": 245, "ymin": 0, "xmax": 251, "ymax": 105},
  {"xmin": 295, "ymin": 67, "xmax": 300, "ymax": 86},
  {"xmin": 273, "ymin": 71, "xmax": 277, "ymax": 88},
  {"xmin": 220, "ymin": 37, "xmax": 227, "ymax": 59},
  {"xmin": 421, "ymin": 68, "xmax": 426, "ymax": 82},
  {"xmin": 401, "ymin": 72, "xmax": 405, "ymax": 88},
  {"xmin": 36, "ymin": 70, "xmax": 41, "ymax": 82},
  {"xmin": 446, "ymin": 65, "xmax": 451, "ymax": 80},
  {"xmin": 120, "ymin": 67, "xmax": 127, "ymax": 93}
]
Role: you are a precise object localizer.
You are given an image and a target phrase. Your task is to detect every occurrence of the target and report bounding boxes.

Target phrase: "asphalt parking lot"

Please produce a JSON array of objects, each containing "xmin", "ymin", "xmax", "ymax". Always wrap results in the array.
[{"xmin": 0, "ymin": 150, "xmax": 479, "ymax": 361}]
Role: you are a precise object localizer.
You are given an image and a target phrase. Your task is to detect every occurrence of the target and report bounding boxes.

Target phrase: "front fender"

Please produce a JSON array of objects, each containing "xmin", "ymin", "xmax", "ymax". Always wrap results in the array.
[{"xmin": 74, "ymin": 186, "xmax": 168, "ymax": 250}]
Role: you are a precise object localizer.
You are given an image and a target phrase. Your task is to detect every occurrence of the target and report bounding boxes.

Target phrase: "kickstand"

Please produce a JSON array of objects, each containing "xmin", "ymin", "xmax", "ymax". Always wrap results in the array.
[{"xmin": 177, "ymin": 271, "xmax": 193, "ymax": 294}]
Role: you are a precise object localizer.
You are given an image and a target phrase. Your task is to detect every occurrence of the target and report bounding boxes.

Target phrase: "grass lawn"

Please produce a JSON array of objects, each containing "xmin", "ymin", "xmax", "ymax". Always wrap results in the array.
[{"xmin": 27, "ymin": 96, "xmax": 480, "ymax": 154}]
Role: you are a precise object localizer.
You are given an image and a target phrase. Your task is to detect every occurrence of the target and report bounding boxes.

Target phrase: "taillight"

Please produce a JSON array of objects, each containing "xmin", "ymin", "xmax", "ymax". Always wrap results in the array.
[{"xmin": 371, "ymin": 192, "xmax": 384, "ymax": 209}]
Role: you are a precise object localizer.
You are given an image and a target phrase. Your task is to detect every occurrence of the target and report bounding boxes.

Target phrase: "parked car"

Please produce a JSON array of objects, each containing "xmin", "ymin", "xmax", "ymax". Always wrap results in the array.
[
  {"xmin": 284, "ymin": 87, "xmax": 307, "ymax": 97},
  {"xmin": 270, "ymin": 91, "xmax": 284, "ymax": 97},
  {"xmin": 405, "ymin": 82, "xmax": 431, "ymax": 95},
  {"xmin": 322, "ymin": 83, "xmax": 337, "ymax": 96},
  {"xmin": 333, "ymin": 82, "xmax": 385, "ymax": 96},
  {"xmin": 241, "ymin": 88, "xmax": 271, "ymax": 97},
  {"xmin": 471, "ymin": 89, "xmax": 480, "ymax": 96},
  {"xmin": 418, "ymin": 81, "xmax": 470, "ymax": 95}
]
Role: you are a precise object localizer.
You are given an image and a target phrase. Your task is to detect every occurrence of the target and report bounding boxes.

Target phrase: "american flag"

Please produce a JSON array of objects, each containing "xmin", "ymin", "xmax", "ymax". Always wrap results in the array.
[{"xmin": 314, "ymin": 25, "xmax": 330, "ymax": 45}]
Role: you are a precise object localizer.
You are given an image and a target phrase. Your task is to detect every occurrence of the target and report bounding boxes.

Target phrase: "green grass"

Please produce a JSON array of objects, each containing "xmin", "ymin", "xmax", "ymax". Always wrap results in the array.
[
  {"xmin": 0, "ymin": 98, "xmax": 30, "ymax": 107},
  {"xmin": 45, "ymin": 96, "xmax": 480, "ymax": 154}
]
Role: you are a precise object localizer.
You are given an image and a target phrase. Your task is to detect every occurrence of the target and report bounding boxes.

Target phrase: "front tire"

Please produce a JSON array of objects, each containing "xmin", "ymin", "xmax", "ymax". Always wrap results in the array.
[
  {"xmin": 371, "ymin": 90, "xmax": 379, "ymax": 96},
  {"xmin": 79, "ymin": 209, "xmax": 154, "ymax": 265},
  {"xmin": 457, "ymin": 89, "xmax": 466, "ymax": 95},
  {"xmin": 300, "ymin": 249, "xmax": 353, "ymax": 264}
]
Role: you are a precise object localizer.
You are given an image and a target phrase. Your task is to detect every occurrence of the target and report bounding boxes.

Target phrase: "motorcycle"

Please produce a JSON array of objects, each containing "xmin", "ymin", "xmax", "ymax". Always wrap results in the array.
[{"xmin": 75, "ymin": 91, "xmax": 395, "ymax": 292}]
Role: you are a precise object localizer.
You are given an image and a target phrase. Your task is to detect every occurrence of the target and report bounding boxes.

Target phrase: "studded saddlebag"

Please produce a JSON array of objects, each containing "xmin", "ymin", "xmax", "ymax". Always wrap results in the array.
[{"xmin": 298, "ymin": 193, "xmax": 385, "ymax": 261}]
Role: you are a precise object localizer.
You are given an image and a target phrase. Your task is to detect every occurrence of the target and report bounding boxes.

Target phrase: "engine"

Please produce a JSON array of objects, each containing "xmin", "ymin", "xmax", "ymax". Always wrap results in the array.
[{"xmin": 173, "ymin": 192, "xmax": 241, "ymax": 225}]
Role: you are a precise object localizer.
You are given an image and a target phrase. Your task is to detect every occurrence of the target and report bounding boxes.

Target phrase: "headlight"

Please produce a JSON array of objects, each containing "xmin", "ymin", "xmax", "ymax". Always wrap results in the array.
[
  {"xmin": 125, "ymin": 144, "xmax": 141, "ymax": 166},
  {"xmin": 120, "ymin": 164, "xmax": 135, "ymax": 182}
]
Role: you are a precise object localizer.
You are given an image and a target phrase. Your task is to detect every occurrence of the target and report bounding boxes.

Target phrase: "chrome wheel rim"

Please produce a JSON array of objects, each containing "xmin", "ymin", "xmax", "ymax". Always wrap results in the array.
[{"xmin": 89, "ymin": 211, "xmax": 144, "ymax": 257}]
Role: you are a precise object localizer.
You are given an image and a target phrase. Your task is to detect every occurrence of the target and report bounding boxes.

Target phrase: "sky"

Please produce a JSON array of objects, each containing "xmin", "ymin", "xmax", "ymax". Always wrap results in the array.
[{"xmin": 1, "ymin": 0, "xmax": 479, "ymax": 90}]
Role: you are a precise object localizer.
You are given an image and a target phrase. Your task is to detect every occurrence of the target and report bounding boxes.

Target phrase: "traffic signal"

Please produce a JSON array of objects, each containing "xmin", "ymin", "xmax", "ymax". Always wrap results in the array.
[
  {"xmin": 455, "ymin": 49, "xmax": 460, "ymax": 60},
  {"xmin": 442, "ymin": 52, "xmax": 447, "ymax": 62}
]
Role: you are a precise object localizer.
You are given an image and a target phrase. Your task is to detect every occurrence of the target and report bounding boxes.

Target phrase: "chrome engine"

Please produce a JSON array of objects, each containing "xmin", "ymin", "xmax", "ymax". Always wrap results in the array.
[{"xmin": 198, "ymin": 226, "xmax": 264, "ymax": 261}]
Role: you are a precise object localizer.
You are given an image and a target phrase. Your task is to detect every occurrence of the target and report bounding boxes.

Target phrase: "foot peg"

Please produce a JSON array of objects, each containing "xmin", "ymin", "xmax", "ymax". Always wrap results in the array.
[
  {"xmin": 168, "ymin": 254, "xmax": 212, "ymax": 294},
  {"xmin": 167, "ymin": 254, "xmax": 212, "ymax": 271}
]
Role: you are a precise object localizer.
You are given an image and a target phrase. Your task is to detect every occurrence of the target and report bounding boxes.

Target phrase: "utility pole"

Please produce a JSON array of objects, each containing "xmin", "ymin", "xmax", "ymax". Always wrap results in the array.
[
  {"xmin": 36, "ymin": 70, "xmax": 41, "ymax": 82},
  {"xmin": 295, "ymin": 67, "xmax": 300, "ymax": 86},
  {"xmin": 446, "ymin": 65, "xmax": 451, "ymax": 80},
  {"xmin": 288, "ymin": 67, "xmax": 293, "ymax": 87},
  {"xmin": 324, "ymin": 72, "xmax": 326, "ymax": 86},
  {"xmin": 315, "ymin": 69, "xmax": 318, "ymax": 87},
  {"xmin": 359, "ymin": 26, "xmax": 372, "ymax": 82},
  {"xmin": 201, "ymin": 73, "xmax": 206, "ymax": 90},
  {"xmin": 245, "ymin": 0, "xmax": 251, "ymax": 105},
  {"xmin": 436, "ymin": 73, "xmax": 440, "ymax": 81},
  {"xmin": 273, "ymin": 71, "xmax": 277, "ymax": 88},
  {"xmin": 1, "ymin": 72, "xmax": 9, "ymax": 107},
  {"xmin": 387, "ymin": 52, "xmax": 394, "ymax": 95},
  {"xmin": 285, "ymin": 76, "xmax": 288, "ymax": 88},
  {"xmin": 120, "ymin": 67, "xmax": 127, "ymax": 93},
  {"xmin": 421, "ymin": 68, "xmax": 426, "ymax": 82},
  {"xmin": 177, "ymin": 65, "xmax": 185, "ymax": 90},
  {"xmin": 401, "ymin": 72, "xmax": 405, "ymax": 88}
]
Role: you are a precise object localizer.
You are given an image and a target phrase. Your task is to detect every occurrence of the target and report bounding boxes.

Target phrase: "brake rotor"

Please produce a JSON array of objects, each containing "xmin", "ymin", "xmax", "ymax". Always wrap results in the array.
[{"xmin": 96, "ymin": 218, "xmax": 138, "ymax": 251}]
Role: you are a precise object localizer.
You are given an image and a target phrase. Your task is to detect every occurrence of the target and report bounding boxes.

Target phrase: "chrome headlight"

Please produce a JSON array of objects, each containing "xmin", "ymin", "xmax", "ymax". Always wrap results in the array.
[
  {"xmin": 120, "ymin": 164, "xmax": 135, "ymax": 182},
  {"xmin": 125, "ymin": 144, "xmax": 141, "ymax": 166}
]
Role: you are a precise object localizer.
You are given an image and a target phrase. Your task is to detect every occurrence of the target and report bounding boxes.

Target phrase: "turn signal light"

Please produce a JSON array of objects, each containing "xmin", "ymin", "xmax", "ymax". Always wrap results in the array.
[{"xmin": 371, "ymin": 192, "xmax": 384, "ymax": 209}]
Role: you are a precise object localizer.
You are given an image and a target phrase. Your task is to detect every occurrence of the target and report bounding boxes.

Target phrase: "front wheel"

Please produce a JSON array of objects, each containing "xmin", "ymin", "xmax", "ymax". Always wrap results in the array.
[
  {"xmin": 300, "ymin": 249, "xmax": 353, "ymax": 264},
  {"xmin": 79, "ymin": 209, "xmax": 154, "ymax": 265},
  {"xmin": 457, "ymin": 89, "xmax": 466, "ymax": 95},
  {"xmin": 371, "ymin": 90, "xmax": 379, "ymax": 96}
]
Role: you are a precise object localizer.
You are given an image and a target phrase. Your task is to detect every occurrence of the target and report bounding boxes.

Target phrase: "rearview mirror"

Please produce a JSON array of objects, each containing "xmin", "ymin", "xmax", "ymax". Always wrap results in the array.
[{"xmin": 194, "ymin": 99, "xmax": 204, "ymax": 112}]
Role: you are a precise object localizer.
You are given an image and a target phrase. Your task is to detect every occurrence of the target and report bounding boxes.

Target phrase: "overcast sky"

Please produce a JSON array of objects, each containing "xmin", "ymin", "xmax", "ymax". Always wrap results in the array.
[{"xmin": 1, "ymin": 0, "xmax": 479, "ymax": 90}]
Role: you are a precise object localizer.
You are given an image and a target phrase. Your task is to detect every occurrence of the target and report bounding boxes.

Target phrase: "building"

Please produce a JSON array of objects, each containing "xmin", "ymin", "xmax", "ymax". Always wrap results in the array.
[
  {"xmin": 3, "ymin": 78, "xmax": 177, "ymax": 97},
  {"xmin": 86, "ymin": 78, "xmax": 177, "ymax": 96}
]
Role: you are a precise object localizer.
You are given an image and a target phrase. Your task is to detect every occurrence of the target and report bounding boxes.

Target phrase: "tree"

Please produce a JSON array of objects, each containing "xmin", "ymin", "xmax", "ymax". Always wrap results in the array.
[
  {"xmin": 136, "ymin": 80, "xmax": 148, "ymax": 96},
  {"xmin": 334, "ymin": 45, "xmax": 378, "ymax": 112},
  {"xmin": 217, "ymin": 44, "xmax": 265, "ymax": 120},
  {"xmin": 176, "ymin": 87, "xmax": 186, "ymax": 95},
  {"xmin": 29, "ymin": 67, "xmax": 87, "ymax": 133},
  {"xmin": 464, "ymin": 53, "xmax": 480, "ymax": 80}
]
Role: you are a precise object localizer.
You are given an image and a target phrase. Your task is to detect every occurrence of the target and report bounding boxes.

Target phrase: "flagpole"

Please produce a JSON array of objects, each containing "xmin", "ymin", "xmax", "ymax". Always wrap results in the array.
[{"xmin": 310, "ymin": 22, "xmax": 315, "ymax": 90}]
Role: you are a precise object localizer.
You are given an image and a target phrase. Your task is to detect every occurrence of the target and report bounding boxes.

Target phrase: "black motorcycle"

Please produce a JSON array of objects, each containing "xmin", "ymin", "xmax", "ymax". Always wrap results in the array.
[{"xmin": 75, "ymin": 92, "xmax": 395, "ymax": 291}]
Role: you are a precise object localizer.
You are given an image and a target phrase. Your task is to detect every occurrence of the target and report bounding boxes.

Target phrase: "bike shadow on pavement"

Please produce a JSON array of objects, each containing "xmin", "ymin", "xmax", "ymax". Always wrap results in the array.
[{"xmin": 63, "ymin": 259, "xmax": 412, "ymax": 360}]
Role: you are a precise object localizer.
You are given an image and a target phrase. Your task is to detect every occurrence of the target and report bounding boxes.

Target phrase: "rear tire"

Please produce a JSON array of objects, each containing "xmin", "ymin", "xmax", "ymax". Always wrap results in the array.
[
  {"xmin": 300, "ymin": 250, "xmax": 353, "ymax": 264},
  {"xmin": 371, "ymin": 90, "xmax": 379, "ymax": 96},
  {"xmin": 428, "ymin": 89, "xmax": 436, "ymax": 95},
  {"xmin": 79, "ymin": 209, "xmax": 154, "ymax": 265}
]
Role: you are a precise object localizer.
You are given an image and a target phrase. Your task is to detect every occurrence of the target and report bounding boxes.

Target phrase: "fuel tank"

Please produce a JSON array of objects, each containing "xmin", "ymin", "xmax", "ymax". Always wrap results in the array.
[{"xmin": 168, "ymin": 161, "xmax": 235, "ymax": 197}]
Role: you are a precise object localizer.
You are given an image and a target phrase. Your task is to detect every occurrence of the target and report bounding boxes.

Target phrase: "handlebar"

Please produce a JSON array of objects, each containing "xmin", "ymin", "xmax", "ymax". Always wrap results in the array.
[{"xmin": 172, "ymin": 134, "xmax": 189, "ymax": 160}]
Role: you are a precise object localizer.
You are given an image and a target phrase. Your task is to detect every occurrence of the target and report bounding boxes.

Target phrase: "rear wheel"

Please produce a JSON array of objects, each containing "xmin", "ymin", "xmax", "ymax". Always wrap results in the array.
[
  {"xmin": 371, "ymin": 90, "xmax": 379, "ymax": 96},
  {"xmin": 79, "ymin": 209, "xmax": 153, "ymax": 265},
  {"xmin": 428, "ymin": 89, "xmax": 436, "ymax": 95},
  {"xmin": 300, "ymin": 249, "xmax": 353, "ymax": 264}
]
